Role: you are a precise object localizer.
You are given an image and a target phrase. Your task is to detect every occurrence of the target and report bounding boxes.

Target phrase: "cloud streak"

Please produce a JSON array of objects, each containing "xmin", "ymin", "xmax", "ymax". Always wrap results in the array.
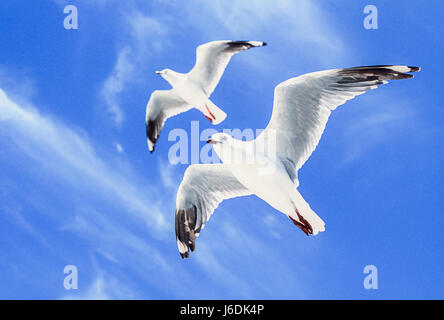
[
  {"xmin": 99, "ymin": 0, "xmax": 349, "ymax": 126},
  {"xmin": 100, "ymin": 12, "xmax": 168, "ymax": 126},
  {"xmin": 0, "ymin": 88, "xmax": 179, "ymax": 297},
  {"xmin": 338, "ymin": 92, "xmax": 419, "ymax": 165},
  {"xmin": 0, "ymin": 1, "xmax": 373, "ymax": 299},
  {"xmin": 0, "ymin": 88, "xmax": 168, "ymax": 232},
  {"xmin": 0, "ymin": 86, "xmax": 319, "ymax": 299}
]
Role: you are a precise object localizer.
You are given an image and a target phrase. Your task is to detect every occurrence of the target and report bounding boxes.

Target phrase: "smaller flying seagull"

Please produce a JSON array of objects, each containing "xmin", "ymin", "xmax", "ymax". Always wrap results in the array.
[
  {"xmin": 145, "ymin": 40, "xmax": 267, "ymax": 153},
  {"xmin": 175, "ymin": 65, "xmax": 420, "ymax": 258}
]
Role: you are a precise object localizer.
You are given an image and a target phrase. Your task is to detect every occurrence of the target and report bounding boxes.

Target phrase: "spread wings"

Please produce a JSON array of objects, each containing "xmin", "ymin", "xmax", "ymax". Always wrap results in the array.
[
  {"xmin": 188, "ymin": 40, "xmax": 266, "ymax": 96},
  {"xmin": 256, "ymin": 65, "xmax": 420, "ymax": 180},
  {"xmin": 175, "ymin": 164, "xmax": 252, "ymax": 258},
  {"xmin": 145, "ymin": 90, "xmax": 191, "ymax": 153}
]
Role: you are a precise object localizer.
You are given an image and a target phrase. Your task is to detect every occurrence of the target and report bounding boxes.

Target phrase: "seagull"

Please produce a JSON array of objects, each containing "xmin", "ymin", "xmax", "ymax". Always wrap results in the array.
[
  {"xmin": 145, "ymin": 40, "xmax": 267, "ymax": 153},
  {"xmin": 175, "ymin": 65, "xmax": 420, "ymax": 258}
]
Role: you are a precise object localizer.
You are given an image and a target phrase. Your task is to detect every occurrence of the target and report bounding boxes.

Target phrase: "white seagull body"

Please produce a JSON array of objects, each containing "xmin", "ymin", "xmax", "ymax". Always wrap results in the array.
[
  {"xmin": 145, "ymin": 40, "xmax": 267, "ymax": 152},
  {"xmin": 175, "ymin": 65, "xmax": 420, "ymax": 258}
]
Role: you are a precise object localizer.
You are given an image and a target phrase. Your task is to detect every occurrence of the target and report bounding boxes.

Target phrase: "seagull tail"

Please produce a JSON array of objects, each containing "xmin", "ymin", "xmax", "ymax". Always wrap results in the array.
[
  {"xmin": 289, "ymin": 190, "xmax": 325, "ymax": 236},
  {"xmin": 202, "ymin": 100, "xmax": 227, "ymax": 125}
]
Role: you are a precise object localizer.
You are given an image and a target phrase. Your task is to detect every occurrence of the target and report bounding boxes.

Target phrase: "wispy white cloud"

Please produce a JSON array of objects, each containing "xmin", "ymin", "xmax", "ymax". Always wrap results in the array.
[
  {"xmin": 0, "ymin": 66, "xmax": 37, "ymax": 102},
  {"xmin": 262, "ymin": 214, "xmax": 283, "ymax": 239},
  {"xmin": 0, "ymin": 86, "xmax": 171, "ymax": 252},
  {"xmin": 0, "ymin": 88, "xmax": 169, "ymax": 232},
  {"xmin": 191, "ymin": 209, "xmax": 311, "ymax": 298},
  {"xmin": 185, "ymin": 0, "xmax": 342, "ymax": 47},
  {"xmin": 179, "ymin": 0, "xmax": 347, "ymax": 70},
  {"xmin": 158, "ymin": 160, "xmax": 179, "ymax": 190},
  {"xmin": 101, "ymin": 47, "xmax": 133, "ymax": 125},
  {"xmin": 339, "ymin": 92, "xmax": 419, "ymax": 165},
  {"xmin": 114, "ymin": 142, "xmax": 124, "ymax": 153},
  {"xmin": 99, "ymin": 0, "xmax": 348, "ymax": 125},
  {"xmin": 61, "ymin": 273, "xmax": 138, "ymax": 300},
  {"xmin": 100, "ymin": 12, "xmax": 168, "ymax": 126}
]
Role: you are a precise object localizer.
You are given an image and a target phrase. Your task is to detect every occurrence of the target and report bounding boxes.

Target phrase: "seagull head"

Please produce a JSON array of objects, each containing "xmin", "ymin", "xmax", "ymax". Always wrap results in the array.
[
  {"xmin": 207, "ymin": 133, "xmax": 233, "ymax": 163},
  {"xmin": 155, "ymin": 69, "xmax": 180, "ymax": 84},
  {"xmin": 206, "ymin": 133, "xmax": 230, "ymax": 145},
  {"xmin": 155, "ymin": 69, "xmax": 170, "ymax": 78},
  {"xmin": 207, "ymin": 133, "xmax": 251, "ymax": 165}
]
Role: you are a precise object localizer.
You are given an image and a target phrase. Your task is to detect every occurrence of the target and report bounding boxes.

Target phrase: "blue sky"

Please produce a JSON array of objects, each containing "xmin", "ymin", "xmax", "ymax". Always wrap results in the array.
[{"xmin": 0, "ymin": 0, "xmax": 442, "ymax": 299}]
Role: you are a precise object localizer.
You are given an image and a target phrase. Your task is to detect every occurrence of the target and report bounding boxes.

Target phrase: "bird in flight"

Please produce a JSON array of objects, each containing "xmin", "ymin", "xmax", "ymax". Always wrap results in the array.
[
  {"xmin": 145, "ymin": 40, "xmax": 267, "ymax": 153},
  {"xmin": 174, "ymin": 65, "xmax": 420, "ymax": 258}
]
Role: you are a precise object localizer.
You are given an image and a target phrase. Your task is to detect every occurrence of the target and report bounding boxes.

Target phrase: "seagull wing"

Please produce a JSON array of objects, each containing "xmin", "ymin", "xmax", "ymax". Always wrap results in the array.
[
  {"xmin": 256, "ymin": 65, "xmax": 420, "ymax": 181},
  {"xmin": 188, "ymin": 40, "xmax": 266, "ymax": 96},
  {"xmin": 175, "ymin": 164, "xmax": 252, "ymax": 258},
  {"xmin": 145, "ymin": 90, "xmax": 191, "ymax": 153}
]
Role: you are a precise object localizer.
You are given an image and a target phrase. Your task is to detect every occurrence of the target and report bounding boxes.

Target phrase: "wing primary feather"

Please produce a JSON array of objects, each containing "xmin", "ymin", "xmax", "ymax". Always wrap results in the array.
[
  {"xmin": 224, "ymin": 40, "xmax": 266, "ymax": 53},
  {"xmin": 175, "ymin": 206, "xmax": 199, "ymax": 258},
  {"xmin": 146, "ymin": 112, "xmax": 166, "ymax": 153},
  {"xmin": 145, "ymin": 90, "xmax": 189, "ymax": 153},
  {"xmin": 175, "ymin": 164, "xmax": 252, "ymax": 258},
  {"xmin": 188, "ymin": 40, "xmax": 267, "ymax": 96},
  {"xmin": 257, "ymin": 64, "xmax": 420, "ymax": 175}
]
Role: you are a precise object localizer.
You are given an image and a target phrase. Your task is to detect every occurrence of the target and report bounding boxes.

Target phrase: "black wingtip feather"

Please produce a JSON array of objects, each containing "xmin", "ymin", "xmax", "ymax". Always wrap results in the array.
[
  {"xmin": 146, "ymin": 112, "xmax": 167, "ymax": 154},
  {"xmin": 175, "ymin": 206, "xmax": 198, "ymax": 259},
  {"xmin": 146, "ymin": 119, "xmax": 158, "ymax": 151},
  {"xmin": 408, "ymin": 66, "xmax": 420, "ymax": 72},
  {"xmin": 225, "ymin": 41, "xmax": 266, "ymax": 52},
  {"xmin": 338, "ymin": 65, "xmax": 419, "ymax": 84}
]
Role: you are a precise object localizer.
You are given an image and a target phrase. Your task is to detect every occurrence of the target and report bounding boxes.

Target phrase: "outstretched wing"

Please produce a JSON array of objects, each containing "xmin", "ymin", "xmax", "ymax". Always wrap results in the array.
[
  {"xmin": 175, "ymin": 164, "xmax": 252, "ymax": 258},
  {"xmin": 256, "ymin": 65, "xmax": 420, "ymax": 181},
  {"xmin": 145, "ymin": 90, "xmax": 191, "ymax": 153},
  {"xmin": 188, "ymin": 40, "xmax": 266, "ymax": 96}
]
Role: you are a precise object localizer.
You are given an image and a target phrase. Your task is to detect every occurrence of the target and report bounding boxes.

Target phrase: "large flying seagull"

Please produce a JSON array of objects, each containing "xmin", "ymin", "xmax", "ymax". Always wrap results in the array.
[
  {"xmin": 175, "ymin": 65, "xmax": 420, "ymax": 258},
  {"xmin": 145, "ymin": 40, "xmax": 266, "ymax": 152}
]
